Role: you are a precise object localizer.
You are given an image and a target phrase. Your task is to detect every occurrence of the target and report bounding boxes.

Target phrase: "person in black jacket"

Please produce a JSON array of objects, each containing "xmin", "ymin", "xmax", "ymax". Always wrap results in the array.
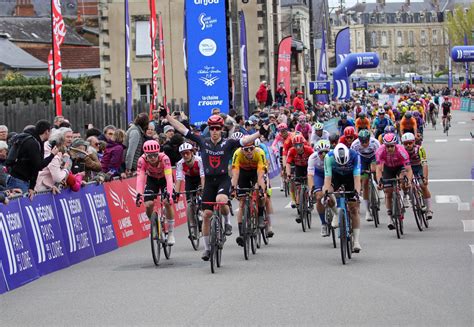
[
  {"xmin": 162, "ymin": 133, "xmax": 184, "ymax": 167},
  {"xmin": 7, "ymin": 120, "xmax": 59, "ymax": 197}
]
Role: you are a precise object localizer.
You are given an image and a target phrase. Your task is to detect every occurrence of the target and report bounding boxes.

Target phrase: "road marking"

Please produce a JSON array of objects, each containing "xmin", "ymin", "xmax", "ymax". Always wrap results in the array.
[
  {"xmin": 462, "ymin": 220, "xmax": 474, "ymax": 232},
  {"xmin": 271, "ymin": 186, "xmax": 281, "ymax": 190},
  {"xmin": 459, "ymin": 138, "xmax": 472, "ymax": 142},
  {"xmin": 435, "ymin": 195, "xmax": 470, "ymax": 211},
  {"xmin": 435, "ymin": 139, "xmax": 448, "ymax": 143},
  {"xmin": 470, "ymin": 245, "xmax": 474, "ymax": 255},
  {"xmin": 429, "ymin": 179, "xmax": 474, "ymax": 182},
  {"xmin": 457, "ymin": 121, "xmax": 466, "ymax": 124}
]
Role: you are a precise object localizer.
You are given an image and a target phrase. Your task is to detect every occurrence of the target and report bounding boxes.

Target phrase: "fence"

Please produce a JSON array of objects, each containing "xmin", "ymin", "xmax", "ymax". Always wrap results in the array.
[{"xmin": 0, "ymin": 98, "xmax": 188, "ymax": 133}]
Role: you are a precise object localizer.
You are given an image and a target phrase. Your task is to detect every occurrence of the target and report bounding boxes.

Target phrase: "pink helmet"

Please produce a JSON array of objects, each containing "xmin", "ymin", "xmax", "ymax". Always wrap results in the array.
[
  {"xmin": 277, "ymin": 123, "xmax": 288, "ymax": 131},
  {"xmin": 143, "ymin": 140, "xmax": 160, "ymax": 153},
  {"xmin": 383, "ymin": 133, "xmax": 397, "ymax": 145}
]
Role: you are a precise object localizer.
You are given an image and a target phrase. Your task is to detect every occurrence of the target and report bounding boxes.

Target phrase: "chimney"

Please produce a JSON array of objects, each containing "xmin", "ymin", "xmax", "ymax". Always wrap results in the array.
[
  {"xmin": 405, "ymin": 0, "xmax": 411, "ymax": 6},
  {"xmin": 14, "ymin": 0, "xmax": 35, "ymax": 17},
  {"xmin": 376, "ymin": 0, "xmax": 386, "ymax": 6}
]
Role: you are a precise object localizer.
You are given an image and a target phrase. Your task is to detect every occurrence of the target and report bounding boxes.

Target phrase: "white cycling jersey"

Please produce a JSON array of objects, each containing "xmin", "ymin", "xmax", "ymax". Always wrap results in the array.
[
  {"xmin": 351, "ymin": 137, "xmax": 380, "ymax": 159},
  {"xmin": 310, "ymin": 129, "xmax": 330, "ymax": 147},
  {"xmin": 307, "ymin": 152, "xmax": 325, "ymax": 175}
]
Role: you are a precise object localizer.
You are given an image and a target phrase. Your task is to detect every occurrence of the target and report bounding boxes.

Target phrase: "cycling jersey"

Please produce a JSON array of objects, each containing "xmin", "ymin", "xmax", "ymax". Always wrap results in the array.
[
  {"xmin": 232, "ymin": 147, "xmax": 266, "ymax": 172},
  {"xmin": 286, "ymin": 145, "xmax": 314, "ymax": 167},
  {"xmin": 185, "ymin": 129, "xmax": 241, "ymax": 176},
  {"xmin": 375, "ymin": 144, "xmax": 410, "ymax": 168},
  {"xmin": 355, "ymin": 118, "xmax": 371, "ymax": 131},
  {"xmin": 351, "ymin": 137, "xmax": 380, "ymax": 159},
  {"xmin": 442, "ymin": 102, "xmax": 451, "ymax": 116},
  {"xmin": 295, "ymin": 123, "xmax": 312, "ymax": 141},
  {"xmin": 400, "ymin": 117, "xmax": 418, "ymax": 134},
  {"xmin": 338, "ymin": 135, "xmax": 356, "ymax": 148},
  {"xmin": 307, "ymin": 152, "xmax": 325, "ymax": 175},
  {"xmin": 324, "ymin": 149, "xmax": 360, "ymax": 177},
  {"xmin": 271, "ymin": 133, "xmax": 289, "ymax": 154},
  {"xmin": 310, "ymin": 128, "xmax": 330, "ymax": 146},
  {"xmin": 175, "ymin": 156, "xmax": 204, "ymax": 181},
  {"xmin": 338, "ymin": 119, "xmax": 355, "ymax": 134},
  {"xmin": 405, "ymin": 145, "xmax": 427, "ymax": 166},
  {"xmin": 372, "ymin": 116, "xmax": 393, "ymax": 136},
  {"xmin": 282, "ymin": 132, "xmax": 309, "ymax": 156},
  {"xmin": 136, "ymin": 153, "xmax": 173, "ymax": 196}
]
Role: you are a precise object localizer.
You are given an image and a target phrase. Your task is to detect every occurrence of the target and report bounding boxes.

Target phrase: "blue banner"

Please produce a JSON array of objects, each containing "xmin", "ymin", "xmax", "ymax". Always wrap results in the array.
[
  {"xmin": 54, "ymin": 190, "xmax": 95, "ymax": 265},
  {"xmin": 0, "ymin": 272, "xmax": 6, "ymax": 294},
  {"xmin": 185, "ymin": 0, "xmax": 230, "ymax": 125},
  {"xmin": 412, "ymin": 76, "xmax": 423, "ymax": 84},
  {"xmin": 310, "ymin": 81, "xmax": 330, "ymax": 95},
  {"xmin": 125, "ymin": 0, "xmax": 133, "ymax": 124},
  {"xmin": 81, "ymin": 184, "xmax": 118, "ymax": 255},
  {"xmin": 353, "ymin": 80, "xmax": 368, "ymax": 91},
  {"xmin": 20, "ymin": 194, "xmax": 70, "ymax": 276},
  {"xmin": 316, "ymin": 24, "xmax": 328, "ymax": 103},
  {"xmin": 0, "ymin": 199, "xmax": 39, "ymax": 291},
  {"xmin": 451, "ymin": 45, "xmax": 474, "ymax": 62},
  {"xmin": 183, "ymin": 0, "xmax": 188, "ymax": 79},
  {"xmin": 335, "ymin": 27, "xmax": 350, "ymax": 66},
  {"xmin": 239, "ymin": 11, "xmax": 249, "ymax": 119}
]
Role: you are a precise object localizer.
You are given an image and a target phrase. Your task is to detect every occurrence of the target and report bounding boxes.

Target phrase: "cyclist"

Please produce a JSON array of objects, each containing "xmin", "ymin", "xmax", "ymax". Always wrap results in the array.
[
  {"xmin": 412, "ymin": 111, "xmax": 424, "ymax": 136},
  {"xmin": 174, "ymin": 142, "xmax": 205, "ymax": 203},
  {"xmin": 339, "ymin": 126, "xmax": 357, "ymax": 147},
  {"xmin": 286, "ymin": 135, "xmax": 314, "ymax": 214},
  {"xmin": 355, "ymin": 112, "xmax": 371, "ymax": 133},
  {"xmin": 375, "ymin": 133, "xmax": 413, "ymax": 230},
  {"xmin": 372, "ymin": 108, "xmax": 393, "ymax": 139},
  {"xmin": 411, "ymin": 101, "xmax": 425, "ymax": 121},
  {"xmin": 378, "ymin": 125, "xmax": 397, "ymax": 144},
  {"xmin": 401, "ymin": 133, "xmax": 433, "ymax": 219},
  {"xmin": 308, "ymin": 140, "xmax": 331, "ymax": 236},
  {"xmin": 255, "ymin": 138, "xmax": 275, "ymax": 237},
  {"xmin": 163, "ymin": 112, "xmax": 263, "ymax": 261},
  {"xmin": 295, "ymin": 114, "xmax": 312, "ymax": 142},
  {"xmin": 231, "ymin": 141, "xmax": 268, "ymax": 246},
  {"xmin": 310, "ymin": 122, "xmax": 330, "ymax": 147},
  {"xmin": 338, "ymin": 112, "xmax": 355, "ymax": 135},
  {"xmin": 351, "ymin": 129, "xmax": 380, "ymax": 221},
  {"xmin": 136, "ymin": 140, "xmax": 176, "ymax": 244},
  {"xmin": 322, "ymin": 143, "xmax": 362, "ymax": 252},
  {"xmin": 400, "ymin": 111, "xmax": 417, "ymax": 135},
  {"xmin": 441, "ymin": 96, "xmax": 451, "ymax": 131},
  {"xmin": 271, "ymin": 123, "xmax": 290, "ymax": 190}
]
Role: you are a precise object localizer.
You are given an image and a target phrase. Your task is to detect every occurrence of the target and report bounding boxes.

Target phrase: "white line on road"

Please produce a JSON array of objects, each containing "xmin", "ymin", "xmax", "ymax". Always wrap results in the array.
[
  {"xmin": 435, "ymin": 195, "xmax": 471, "ymax": 211},
  {"xmin": 435, "ymin": 139, "xmax": 448, "ymax": 143},
  {"xmin": 470, "ymin": 245, "xmax": 474, "ymax": 254},
  {"xmin": 271, "ymin": 186, "xmax": 281, "ymax": 190},
  {"xmin": 459, "ymin": 138, "xmax": 472, "ymax": 142},
  {"xmin": 429, "ymin": 179, "xmax": 474, "ymax": 182},
  {"xmin": 457, "ymin": 121, "xmax": 466, "ymax": 124},
  {"xmin": 461, "ymin": 220, "xmax": 474, "ymax": 232}
]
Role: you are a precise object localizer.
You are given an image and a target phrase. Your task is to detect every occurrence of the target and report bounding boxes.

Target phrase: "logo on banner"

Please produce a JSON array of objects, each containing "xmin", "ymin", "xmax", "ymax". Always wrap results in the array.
[
  {"xmin": 199, "ymin": 38, "xmax": 217, "ymax": 56},
  {"xmin": 194, "ymin": 0, "xmax": 219, "ymax": 5},
  {"xmin": 198, "ymin": 65, "xmax": 221, "ymax": 86},
  {"xmin": 58, "ymin": 198, "xmax": 90, "ymax": 252},
  {"xmin": 84, "ymin": 193, "xmax": 114, "ymax": 244},
  {"xmin": 198, "ymin": 13, "xmax": 217, "ymax": 30},
  {"xmin": 109, "ymin": 189, "xmax": 129, "ymax": 213}
]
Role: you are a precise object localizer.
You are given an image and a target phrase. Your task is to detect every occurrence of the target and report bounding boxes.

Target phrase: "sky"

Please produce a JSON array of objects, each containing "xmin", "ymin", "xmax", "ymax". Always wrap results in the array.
[{"xmin": 327, "ymin": 0, "xmax": 425, "ymax": 9}]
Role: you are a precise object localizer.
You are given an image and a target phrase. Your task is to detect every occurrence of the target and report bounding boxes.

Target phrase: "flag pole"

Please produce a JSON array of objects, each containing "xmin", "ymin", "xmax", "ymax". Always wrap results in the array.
[{"xmin": 50, "ymin": 0, "xmax": 58, "ymax": 115}]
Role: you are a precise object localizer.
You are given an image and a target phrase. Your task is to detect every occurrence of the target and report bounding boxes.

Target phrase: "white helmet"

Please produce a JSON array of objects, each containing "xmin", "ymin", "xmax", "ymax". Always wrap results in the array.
[
  {"xmin": 314, "ymin": 122, "xmax": 324, "ymax": 131},
  {"xmin": 377, "ymin": 108, "xmax": 385, "ymax": 115},
  {"xmin": 401, "ymin": 132, "xmax": 415, "ymax": 143},
  {"xmin": 315, "ymin": 140, "xmax": 330, "ymax": 153},
  {"xmin": 254, "ymin": 138, "xmax": 261, "ymax": 147},
  {"xmin": 231, "ymin": 132, "xmax": 244, "ymax": 140},
  {"xmin": 179, "ymin": 142, "xmax": 193, "ymax": 153},
  {"xmin": 334, "ymin": 143, "xmax": 350, "ymax": 165}
]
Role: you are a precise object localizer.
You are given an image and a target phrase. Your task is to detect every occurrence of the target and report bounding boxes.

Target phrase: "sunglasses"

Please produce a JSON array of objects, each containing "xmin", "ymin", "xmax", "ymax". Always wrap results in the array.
[
  {"xmin": 360, "ymin": 139, "xmax": 369, "ymax": 144},
  {"xmin": 294, "ymin": 143, "xmax": 304, "ymax": 148},
  {"xmin": 385, "ymin": 145, "xmax": 395, "ymax": 149},
  {"xmin": 209, "ymin": 126, "xmax": 222, "ymax": 131},
  {"xmin": 243, "ymin": 146, "xmax": 255, "ymax": 152},
  {"xmin": 146, "ymin": 153, "xmax": 159, "ymax": 159},
  {"xmin": 318, "ymin": 151, "xmax": 329, "ymax": 155},
  {"xmin": 403, "ymin": 141, "xmax": 415, "ymax": 146}
]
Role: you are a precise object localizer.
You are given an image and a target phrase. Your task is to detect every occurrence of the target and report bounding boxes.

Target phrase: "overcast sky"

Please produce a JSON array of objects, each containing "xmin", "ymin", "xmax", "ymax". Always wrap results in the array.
[{"xmin": 327, "ymin": 0, "xmax": 424, "ymax": 9}]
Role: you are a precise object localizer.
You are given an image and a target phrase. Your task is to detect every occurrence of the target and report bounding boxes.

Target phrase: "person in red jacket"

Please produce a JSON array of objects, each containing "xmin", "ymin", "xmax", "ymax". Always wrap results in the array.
[
  {"xmin": 256, "ymin": 81, "xmax": 268, "ymax": 108},
  {"xmin": 292, "ymin": 91, "xmax": 306, "ymax": 114}
]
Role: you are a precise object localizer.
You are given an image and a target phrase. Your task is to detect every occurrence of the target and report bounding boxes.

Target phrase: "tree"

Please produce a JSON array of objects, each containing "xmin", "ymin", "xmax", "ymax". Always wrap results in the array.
[
  {"xmin": 445, "ymin": 3, "xmax": 474, "ymax": 46},
  {"xmin": 393, "ymin": 50, "xmax": 417, "ymax": 75}
]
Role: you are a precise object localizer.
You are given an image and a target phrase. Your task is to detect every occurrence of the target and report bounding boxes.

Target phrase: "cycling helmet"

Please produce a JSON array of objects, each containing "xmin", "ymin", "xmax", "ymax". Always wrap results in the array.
[
  {"xmin": 315, "ymin": 140, "xmax": 331, "ymax": 153},
  {"xmin": 230, "ymin": 132, "xmax": 244, "ymax": 140},
  {"xmin": 401, "ymin": 132, "xmax": 415, "ymax": 143},
  {"xmin": 314, "ymin": 122, "xmax": 324, "ymax": 130},
  {"xmin": 367, "ymin": 103, "xmax": 372, "ymax": 108},
  {"xmin": 382, "ymin": 133, "xmax": 397, "ymax": 145},
  {"xmin": 277, "ymin": 123, "xmax": 288, "ymax": 131},
  {"xmin": 334, "ymin": 143, "xmax": 350, "ymax": 165},
  {"xmin": 377, "ymin": 108, "xmax": 385, "ymax": 115},
  {"xmin": 254, "ymin": 138, "xmax": 261, "ymax": 147},
  {"xmin": 384, "ymin": 125, "xmax": 396, "ymax": 133},
  {"xmin": 343, "ymin": 126, "xmax": 356, "ymax": 137},
  {"xmin": 404, "ymin": 112, "xmax": 412, "ymax": 119},
  {"xmin": 383, "ymin": 104, "xmax": 391, "ymax": 110},
  {"xmin": 179, "ymin": 142, "xmax": 193, "ymax": 153},
  {"xmin": 415, "ymin": 101, "xmax": 421, "ymax": 105},
  {"xmin": 298, "ymin": 115, "xmax": 307, "ymax": 123},
  {"xmin": 358, "ymin": 129, "xmax": 371, "ymax": 142},
  {"xmin": 143, "ymin": 140, "xmax": 160, "ymax": 153},
  {"xmin": 340, "ymin": 112, "xmax": 348, "ymax": 119},
  {"xmin": 207, "ymin": 115, "xmax": 224, "ymax": 127},
  {"xmin": 358, "ymin": 112, "xmax": 366, "ymax": 119},
  {"xmin": 421, "ymin": 95, "xmax": 426, "ymax": 98},
  {"xmin": 329, "ymin": 133, "xmax": 339, "ymax": 143},
  {"xmin": 444, "ymin": 96, "xmax": 449, "ymax": 100},
  {"xmin": 293, "ymin": 135, "xmax": 305, "ymax": 145},
  {"xmin": 413, "ymin": 111, "xmax": 420, "ymax": 118}
]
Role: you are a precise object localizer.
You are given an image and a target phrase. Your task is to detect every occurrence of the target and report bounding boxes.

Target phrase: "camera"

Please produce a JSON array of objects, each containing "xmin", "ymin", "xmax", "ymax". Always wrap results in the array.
[{"xmin": 49, "ymin": 140, "xmax": 57, "ymax": 148}]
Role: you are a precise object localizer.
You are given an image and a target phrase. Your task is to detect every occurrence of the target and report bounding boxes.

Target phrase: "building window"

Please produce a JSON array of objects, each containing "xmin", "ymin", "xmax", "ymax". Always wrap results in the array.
[
  {"xmin": 381, "ymin": 31, "xmax": 387, "ymax": 46},
  {"xmin": 135, "ymin": 21, "xmax": 151, "ymax": 57},
  {"xmin": 421, "ymin": 52, "xmax": 428, "ymax": 62},
  {"xmin": 397, "ymin": 52, "xmax": 402, "ymax": 61},
  {"xmin": 139, "ymin": 84, "xmax": 151, "ymax": 103},
  {"xmin": 420, "ymin": 30, "xmax": 426, "ymax": 45},
  {"xmin": 371, "ymin": 31, "xmax": 377, "ymax": 47},
  {"xmin": 432, "ymin": 29, "xmax": 438, "ymax": 45},
  {"xmin": 382, "ymin": 52, "xmax": 387, "ymax": 60},
  {"xmin": 397, "ymin": 31, "xmax": 402, "ymax": 46},
  {"xmin": 357, "ymin": 31, "xmax": 361, "ymax": 48},
  {"xmin": 408, "ymin": 31, "xmax": 414, "ymax": 46}
]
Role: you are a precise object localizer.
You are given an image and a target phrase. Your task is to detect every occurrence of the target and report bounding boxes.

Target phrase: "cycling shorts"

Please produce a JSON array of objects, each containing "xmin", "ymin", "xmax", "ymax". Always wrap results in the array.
[
  {"xmin": 331, "ymin": 172, "xmax": 355, "ymax": 193},
  {"xmin": 202, "ymin": 175, "xmax": 231, "ymax": 211},
  {"xmin": 144, "ymin": 176, "xmax": 167, "ymax": 202},
  {"xmin": 361, "ymin": 156, "xmax": 376, "ymax": 176},
  {"xmin": 411, "ymin": 165, "xmax": 423, "ymax": 178},
  {"xmin": 185, "ymin": 176, "xmax": 201, "ymax": 201},
  {"xmin": 237, "ymin": 169, "xmax": 258, "ymax": 197},
  {"xmin": 312, "ymin": 170, "xmax": 325, "ymax": 192},
  {"xmin": 295, "ymin": 165, "xmax": 308, "ymax": 178},
  {"xmin": 382, "ymin": 165, "xmax": 405, "ymax": 188}
]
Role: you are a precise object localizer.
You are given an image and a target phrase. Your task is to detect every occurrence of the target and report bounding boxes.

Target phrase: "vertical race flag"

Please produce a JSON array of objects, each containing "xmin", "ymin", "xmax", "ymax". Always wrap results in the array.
[
  {"xmin": 316, "ymin": 23, "xmax": 328, "ymax": 103},
  {"xmin": 183, "ymin": 1, "xmax": 187, "ymax": 79},
  {"xmin": 464, "ymin": 34, "xmax": 469, "ymax": 89},
  {"xmin": 159, "ymin": 14, "xmax": 168, "ymax": 109},
  {"xmin": 185, "ymin": 0, "xmax": 230, "ymax": 125},
  {"xmin": 335, "ymin": 27, "xmax": 350, "ymax": 66},
  {"xmin": 48, "ymin": 0, "xmax": 66, "ymax": 116},
  {"xmin": 448, "ymin": 40, "xmax": 453, "ymax": 89},
  {"xmin": 148, "ymin": 0, "xmax": 159, "ymax": 117},
  {"xmin": 125, "ymin": 0, "xmax": 133, "ymax": 123},
  {"xmin": 239, "ymin": 11, "xmax": 249, "ymax": 119},
  {"xmin": 276, "ymin": 36, "xmax": 292, "ymax": 105}
]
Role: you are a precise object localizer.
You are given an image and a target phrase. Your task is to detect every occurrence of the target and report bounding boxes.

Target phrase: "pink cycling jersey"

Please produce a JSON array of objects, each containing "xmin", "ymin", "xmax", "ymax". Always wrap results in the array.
[
  {"xmin": 271, "ymin": 133, "xmax": 288, "ymax": 153},
  {"xmin": 295, "ymin": 123, "xmax": 312, "ymax": 141},
  {"xmin": 375, "ymin": 144, "xmax": 411, "ymax": 168},
  {"xmin": 136, "ymin": 153, "xmax": 173, "ymax": 198}
]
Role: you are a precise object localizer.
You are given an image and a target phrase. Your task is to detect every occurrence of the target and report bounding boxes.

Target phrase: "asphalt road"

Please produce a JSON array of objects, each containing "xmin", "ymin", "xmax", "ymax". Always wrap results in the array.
[{"xmin": 1, "ymin": 111, "xmax": 473, "ymax": 326}]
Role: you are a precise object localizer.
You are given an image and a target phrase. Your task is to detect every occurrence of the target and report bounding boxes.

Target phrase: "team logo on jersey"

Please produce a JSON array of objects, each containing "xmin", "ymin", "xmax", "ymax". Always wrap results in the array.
[{"xmin": 209, "ymin": 155, "xmax": 220, "ymax": 168}]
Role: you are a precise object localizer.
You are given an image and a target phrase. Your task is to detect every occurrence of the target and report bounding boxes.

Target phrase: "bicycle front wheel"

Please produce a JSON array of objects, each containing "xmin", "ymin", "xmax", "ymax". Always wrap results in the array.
[
  {"xmin": 150, "ymin": 213, "xmax": 161, "ymax": 266},
  {"xmin": 326, "ymin": 208, "xmax": 336, "ymax": 248},
  {"xmin": 411, "ymin": 189, "xmax": 423, "ymax": 232},
  {"xmin": 393, "ymin": 191, "xmax": 401, "ymax": 239},
  {"xmin": 187, "ymin": 203, "xmax": 200, "ymax": 250},
  {"xmin": 299, "ymin": 189, "xmax": 307, "ymax": 232},
  {"xmin": 305, "ymin": 191, "xmax": 312, "ymax": 229},
  {"xmin": 338, "ymin": 209, "xmax": 347, "ymax": 265},
  {"xmin": 209, "ymin": 216, "xmax": 218, "ymax": 273},
  {"xmin": 163, "ymin": 222, "xmax": 172, "ymax": 260},
  {"xmin": 243, "ymin": 202, "xmax": 251, "ymax": 260}
]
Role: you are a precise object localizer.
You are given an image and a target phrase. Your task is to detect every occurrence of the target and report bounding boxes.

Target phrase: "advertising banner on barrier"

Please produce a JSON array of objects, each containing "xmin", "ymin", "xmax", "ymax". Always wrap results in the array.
[
  {"xmin": 448, "ymin": 97, "xmax": 461, "ymax": 110},
  {"xmin": 265, "ymin": 141, "xmax": 280, "ymax": 180},
  {"xmin": 0, "ymin": 199, "xmax": 39, "ymax": 291},
  {"xmin": 0, "ymin": 273, "xmax": 7, "ymax": 294},
  {"xmin": 20, "ymin": 194, "xmax": 70, "ymax": 276},
  {"xmin": 122, "ymin": 178, "xmax": 151, "ymax": 239},
  {"xmin": 54, "ymin": 190, "xmax": 95, "ymax": 264},
  {"xmin": 81, "ymin": 184, "xmax": 118, "ymax": 255}
]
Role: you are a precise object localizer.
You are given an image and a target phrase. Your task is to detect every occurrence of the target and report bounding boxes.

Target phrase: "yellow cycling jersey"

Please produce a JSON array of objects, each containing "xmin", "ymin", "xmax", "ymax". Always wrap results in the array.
[{"xmin": 232, "ymin": 147, "xmax": 267, "ymax": 172}]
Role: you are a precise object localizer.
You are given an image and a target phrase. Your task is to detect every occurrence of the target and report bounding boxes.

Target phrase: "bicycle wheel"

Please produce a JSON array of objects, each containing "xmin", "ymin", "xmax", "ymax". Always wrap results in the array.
[
  {"xmin": 242, "ymin": 202, "xmax": 250, "ymax": 260},
  {"xmin": 216, "ymin": 218, "xmax": 223, "ymax": 268},
  {"xmin": 187, "ymin": 203, "xmax": 200, "ymax": 250},
  {"xmin": 209, "ymin": 216, "xmax": 217, "ymax": 273},
  {"xmin": 326, "ymin": 208, "xmax": 336, "ymax": 248},
  {"xmin": 338, "ymin": 209, "xmax": 347, "ymax": 265},
  {"xmin": 299, "ymin": 189, "xmax": 307, "ymax": 232},
  {"xmin": 393, "ymin": 191, "xmax": 401, "ymax": 239},
  {"xmin": 411, "ymin": 189, "xmax": 423, "ymax": 232},
  {"xmin": 369, "ymin": 182, "xmax": 379, "ymax": 228},
  {"xmin": 421, "ymin": 195, "xmax": 429, "ymax": 228},
  {"xmin": 261, "ymin": 226, "xmax": 268, "ymax": 245},
  {"xmin": 284, "ymin": 180, "xmax": 289, "ymax": 197},
  {"xmin": 346, "ymin": 211, "xmax": 352, "ymax": 259},
  {"xmin": 163, "ymin": 222, "xmax": 172, "ymax": 260},
  {"xmin": 251, "ymin": 210, "xmax": 258, "ymax": 255},
  {"xmin": 305, "ymin": 191, "xmax": 312, "ymax": 229},
  {"xmin": 150, "ymin": 213, "xmax": 161, "ymax": 266}
]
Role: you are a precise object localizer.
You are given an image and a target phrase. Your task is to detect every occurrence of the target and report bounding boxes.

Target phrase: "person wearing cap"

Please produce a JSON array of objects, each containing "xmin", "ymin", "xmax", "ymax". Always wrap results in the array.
[
  {"xmin": 164, "ymin": 125, "xmax": 175, "ymax": 142},
  {"xmin": 292, "ymin": 91, "xmax": 306, "ymax": 114}
]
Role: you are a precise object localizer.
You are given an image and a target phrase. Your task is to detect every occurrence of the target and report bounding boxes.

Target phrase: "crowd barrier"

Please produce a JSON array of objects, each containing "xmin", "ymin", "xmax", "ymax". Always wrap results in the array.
[{"xmin": 1, "ymin": 145, "xmax": 282, "ymax": 294}]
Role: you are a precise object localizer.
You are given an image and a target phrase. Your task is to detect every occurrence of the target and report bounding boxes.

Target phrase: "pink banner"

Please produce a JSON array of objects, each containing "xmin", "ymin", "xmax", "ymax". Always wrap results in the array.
[
  {"xmin": 149, "ymin": 0, "xmax": 159, "ymax": 117},
  {"xmin": 158, "ymin": 14, "xmax": 168, "ymax": 111},
  {"xmin": 276, "ymin": 36, "xmax": 292, "ymax": 105}
]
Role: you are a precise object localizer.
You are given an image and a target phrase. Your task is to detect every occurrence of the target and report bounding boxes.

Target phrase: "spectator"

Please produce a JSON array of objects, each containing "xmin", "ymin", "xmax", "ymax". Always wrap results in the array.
[
  {"xmin": 244, "ymin": 121, "xmax": 256, "ymax": 134},
  {"xmin": 265, "ymin": 84, "xmax": 274, "ymax": 107},
  {"xmin": 102, "ymin": 125, "xmax": 116, "ymax": 142},
  {"xmin": 101, "ymin": 129, "xmax": 126, "ymax": 176},
  {"xmin": 72, "ymin": 132, "xmax": 81, "ymax": 140},
  {"xmin": 256, "ymin": 81, "xmax": 268, "ymax": 108},
  {"xmin": 150, "ymin": 110, "xmax": 164, "ymax": 134},
  {"xmin": 125, "ymin": 113, "xmax": 149, "ymax": 175},
  {"xmin": 235, "ymin": 115, "xmax": 248, "ymax": 134},
  {"xmin": 211, "ymin": 108, "xmax": 220, "ymax": 115},
  {"xmin": 59, "ymin": 120, "xmax": 72, "ymax": 128},
  {"xmin": 293, "ymin": 91, "xmax": 306, "ymax": 114},
  {"xmin": 146, "ymin": 122, "xmax": 158, "ymax": 140},
  {"xmin": 276, "ymin": 82, "xmax": 288, "ymax": 106},
  {"xmin": 69, "ymin": 138, "xmax": 101, "ymax": 181},
  {"xmin": 0, "ymin": 141, "xmax": 7, "ymax": 165},
  {"xmin": 85, "ymin": 127, "xmax": 101, "ymax": 139},
  {"xmin": 58, "ymin": 127, "xmax": 73, "ymax": 149},
  {"xmin": 6, "ymin": 120, "xmax": 58, "ymax": 195},
  {"xmin": 164, "ymin": 125, "xmax": 175, "ymax": 142},
  {"xmin": 53, "ymin": 116, "xmax": 64, "ymax": 129},
  {"xmin": 0, "ymin": 125, "xmax": 8, "ymax": 141},
  {"xmin": 87, "ymin": 136, "xmax": 100, "ymax": 153},
  {"xmin": 162, "ymin": 133, "xmax": 184, "ymax": 166}
]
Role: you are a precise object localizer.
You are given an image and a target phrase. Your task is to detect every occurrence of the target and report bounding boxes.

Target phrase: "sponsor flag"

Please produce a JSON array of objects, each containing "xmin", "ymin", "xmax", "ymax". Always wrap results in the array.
[
  {"xmin": 159, "ymin": 14, "xmax": 168, "ymax": 109},
  {"xmin": 125, "ymin": 0, "xmax": 133, "ymax": 123},
  {"xmin": 464, "ymin": 34, "xmax": 469, "ymax": 89},
  {"xmin": 448, "ymin": 41, "xmax": 453, "ymax": 89},
  {"xmin": 276, "ymin": 36, "xmax": 292, "ymax": 106},
  {"xmin": 316, "ymin": 24, "xmax": 328, "ymax": 103},
  {"xmin": 149, "ymin": 0, "xmax": 159, "ymax": 117},
  {"xmin": 335, "ymin": 27, "xmax": 350, "ymax": 66},
  {"xmin": 48, "ymin": 0, "xmax": 66, "ymax": 116},
  {"xmin": 239, "ymin": 11, "xmax": 249, "ymax": 119},
  {"xmin": 183, "ymin": 1, "xmax": 187, "ymax": 79}
]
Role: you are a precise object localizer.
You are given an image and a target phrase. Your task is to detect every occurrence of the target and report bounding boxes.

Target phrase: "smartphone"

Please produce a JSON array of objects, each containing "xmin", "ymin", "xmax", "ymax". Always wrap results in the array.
[{"xmin": 49, "ymin": 140, "xmax": 57, "ymax": 148}]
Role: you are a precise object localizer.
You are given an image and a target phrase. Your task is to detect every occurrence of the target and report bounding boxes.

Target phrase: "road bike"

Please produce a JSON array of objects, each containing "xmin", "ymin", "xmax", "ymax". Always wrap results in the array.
[
  {"xmin": 294, "ymin": 176, "xmax": 311, "ymax": 232},
  {"xmin": 429, "ymin": 109, "xmax": 436, "ymax": 130},
  {"xmin": 384, "ymin": 177, "xmax": 407, "ymax": 239},
  {"xmin": 410, "ymin": 176, "xmax": 429, "ymax": 231},
  {"xmin": 203, "ymin": 200, "xmax": 232, "ymax": 274},
  {"xmin": 363, "ymin": 170, "xmax": 381, "ymax": 228},
  {"xmin": 443, "ymin": 113, "xmax": 451, "ymax": 136},
  {"xmin": 176, "ymin": 188, "xmax": 202, "ymax": 250},
  {"xmin": 237, "ymin": 186, "xmax": 262, "ymax": 260}
]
